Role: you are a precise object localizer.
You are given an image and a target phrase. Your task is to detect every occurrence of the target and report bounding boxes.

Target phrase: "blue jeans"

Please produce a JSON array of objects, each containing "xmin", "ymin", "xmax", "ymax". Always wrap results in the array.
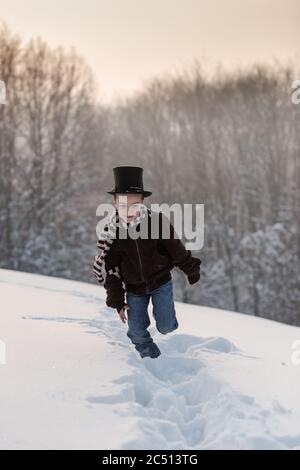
[{"xmin": 126, "ymin": 279, "xmax": 179, "ymax": 358}]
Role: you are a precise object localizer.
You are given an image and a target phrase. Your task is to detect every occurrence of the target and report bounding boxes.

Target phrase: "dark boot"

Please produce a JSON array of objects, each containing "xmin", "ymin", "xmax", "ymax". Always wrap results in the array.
[{"xmin": 139, "ymin": 342, "xmax": 161, "ymax": 359}]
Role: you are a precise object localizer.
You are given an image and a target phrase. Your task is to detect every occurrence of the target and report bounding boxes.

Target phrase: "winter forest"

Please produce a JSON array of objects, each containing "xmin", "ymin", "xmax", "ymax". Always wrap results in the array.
[{"xmin": 0, "ymin": 25, "xmax": 300, "ymax": 326}]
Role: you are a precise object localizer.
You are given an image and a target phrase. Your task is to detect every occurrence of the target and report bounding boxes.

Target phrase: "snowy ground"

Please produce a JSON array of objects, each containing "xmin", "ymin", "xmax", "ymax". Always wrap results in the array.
[{"xmin": 0, "ymin": 268, "xmax": 300, "ymax": 450}]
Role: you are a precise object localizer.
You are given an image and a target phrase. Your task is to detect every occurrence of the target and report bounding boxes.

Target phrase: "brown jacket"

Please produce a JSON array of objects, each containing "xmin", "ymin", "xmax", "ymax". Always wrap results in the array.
[{"xmin": 103, "ymin": 210, "xmax": 201, "ymax": 312}]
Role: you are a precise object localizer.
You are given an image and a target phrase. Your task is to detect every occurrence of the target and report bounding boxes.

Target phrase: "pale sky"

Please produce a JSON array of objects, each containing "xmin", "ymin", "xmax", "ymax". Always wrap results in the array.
[{"xmin": 0, "ymin": 0, "xmax": 299, "ymax": 104}]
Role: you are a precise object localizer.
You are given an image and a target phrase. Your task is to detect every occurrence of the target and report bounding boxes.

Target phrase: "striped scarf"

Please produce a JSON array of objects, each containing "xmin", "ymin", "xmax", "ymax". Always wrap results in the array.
[{"xmin": 92, "ymin": 203, "xmax": 149, "ymax": 284}]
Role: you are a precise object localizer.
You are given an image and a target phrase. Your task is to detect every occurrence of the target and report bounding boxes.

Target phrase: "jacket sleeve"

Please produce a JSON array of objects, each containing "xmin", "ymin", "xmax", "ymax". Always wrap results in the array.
[
  {"xmin": 103, "ymin": 243, "xmax": 126, "ymax": 313},
  {"xmin": 159, "ymin": 213, "xmax": 201, "ymax": 284}
]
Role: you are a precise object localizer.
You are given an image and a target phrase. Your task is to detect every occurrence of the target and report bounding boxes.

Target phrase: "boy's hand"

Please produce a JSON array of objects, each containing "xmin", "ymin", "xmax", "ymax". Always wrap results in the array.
[{"xmin": 118, "ymin": 304, "xmax": 128, "ymax": 323}]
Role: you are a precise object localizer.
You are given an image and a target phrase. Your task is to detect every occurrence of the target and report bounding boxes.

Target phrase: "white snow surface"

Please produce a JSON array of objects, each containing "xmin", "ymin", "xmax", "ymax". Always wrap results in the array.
[{"xmin": 0, "ymin": 268, "xmax": 300, "ymax": 450}]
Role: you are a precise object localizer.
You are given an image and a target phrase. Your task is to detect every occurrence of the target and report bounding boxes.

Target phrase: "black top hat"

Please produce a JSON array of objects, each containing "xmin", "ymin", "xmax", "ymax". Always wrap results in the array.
[{"xmin": 107, "ymin": 166, "xmax": 152, "ymax": 197}]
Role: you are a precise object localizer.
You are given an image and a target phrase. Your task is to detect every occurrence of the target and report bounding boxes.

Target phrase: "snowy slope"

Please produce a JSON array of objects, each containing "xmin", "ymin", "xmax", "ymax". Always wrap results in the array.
[{"xmin": 0, "ymin": 268, "xmax": 300, "ymax": 450}]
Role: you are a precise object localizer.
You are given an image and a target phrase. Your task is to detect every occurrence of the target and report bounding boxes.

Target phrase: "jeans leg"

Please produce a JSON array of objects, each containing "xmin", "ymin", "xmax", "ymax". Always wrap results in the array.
[
  {"xmin": 151, "ymin": 279, "xmax": 179, "ymax": 335},
  {"xmin": 126, "ymin": 291, "xmax": 160, "ymax": 357}
]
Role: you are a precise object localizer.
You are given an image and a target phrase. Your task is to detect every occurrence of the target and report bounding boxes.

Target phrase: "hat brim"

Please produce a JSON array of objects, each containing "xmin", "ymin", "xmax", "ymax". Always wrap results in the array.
[{"xmin": 107, "ymin": 190, "xmax": 152, "ymax": 197}]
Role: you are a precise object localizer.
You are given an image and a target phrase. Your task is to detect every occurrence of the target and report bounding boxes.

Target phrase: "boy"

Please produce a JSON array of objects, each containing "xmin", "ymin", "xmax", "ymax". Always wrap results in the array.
[{"xmin": 93, "ymin": 166, "xmax": 201, "ymax": 359}]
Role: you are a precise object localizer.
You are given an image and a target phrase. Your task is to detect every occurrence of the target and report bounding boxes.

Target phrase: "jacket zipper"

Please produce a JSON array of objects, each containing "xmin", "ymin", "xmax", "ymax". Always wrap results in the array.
[{"xmin": 135, "ymin": 238, "xmax": 149, "ymax": 293}]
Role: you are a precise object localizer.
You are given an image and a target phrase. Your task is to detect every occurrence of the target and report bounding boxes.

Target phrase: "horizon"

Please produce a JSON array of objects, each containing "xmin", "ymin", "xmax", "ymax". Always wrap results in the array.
[{"xmin": 0, "ymin": 0, "xmax": 299, "ymax": 104}]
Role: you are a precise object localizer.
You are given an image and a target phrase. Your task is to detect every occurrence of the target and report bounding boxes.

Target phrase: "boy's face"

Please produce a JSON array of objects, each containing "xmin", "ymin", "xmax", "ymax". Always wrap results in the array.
[{"xmin": 114, "ymin": 193, "xmax": 144, "ymax": 223}]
